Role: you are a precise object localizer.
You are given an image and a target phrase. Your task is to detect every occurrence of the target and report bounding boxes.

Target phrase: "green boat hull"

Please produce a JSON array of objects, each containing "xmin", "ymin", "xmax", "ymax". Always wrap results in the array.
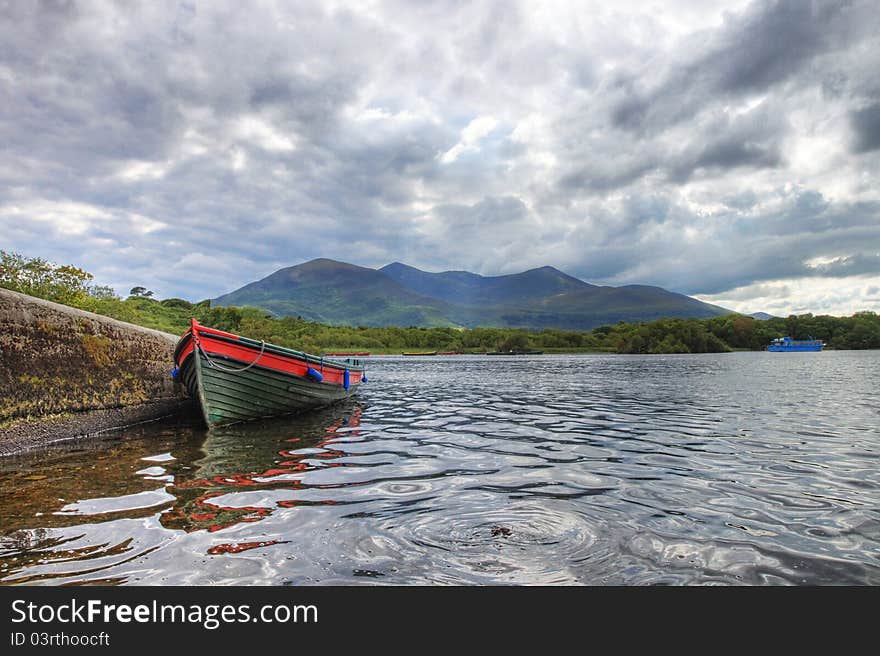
[{"xmin": 179, "ymin": 349, "xmax": 359, "ymax": 427}]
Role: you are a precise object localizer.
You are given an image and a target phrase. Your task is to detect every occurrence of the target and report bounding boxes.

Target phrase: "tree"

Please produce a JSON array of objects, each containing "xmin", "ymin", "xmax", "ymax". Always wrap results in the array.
[
  {"xmin": 89, "ymin": 285, "xmax": 119, "ymax": 300},
  {"xmin": 497, "ymin": 332, "xmax": 529, "ymax": 352},
  {"xmin": 0, "ymin": 250, "xmax": 93, "ymax": 305},
  {"xmin": 129, "ymin": 286, "xmax": 154, "ymax": 298}
]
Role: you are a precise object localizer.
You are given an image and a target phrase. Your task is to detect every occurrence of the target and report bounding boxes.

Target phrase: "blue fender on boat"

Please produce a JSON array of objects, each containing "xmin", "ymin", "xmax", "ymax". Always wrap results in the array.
[
  {"xmin": 362, "ymin": 374, "xmax": 368, "ymax": 383},
  {"xmin": 170, "ymin": 367, "xmax": 179, "ymax": 380},
  {"xmin": 306, "ymin": 367, "xmax": 324, "ymax": 382},
  {"xmin": 343, "ymin": 369, "xmax": 350, "ymax": 390}
]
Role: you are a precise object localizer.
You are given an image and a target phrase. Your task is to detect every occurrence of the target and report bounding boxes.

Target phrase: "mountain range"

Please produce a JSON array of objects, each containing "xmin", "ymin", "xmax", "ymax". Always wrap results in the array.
[{"xmin": 212, "ymin": 258, "xmax": 731, "ymax": 330}]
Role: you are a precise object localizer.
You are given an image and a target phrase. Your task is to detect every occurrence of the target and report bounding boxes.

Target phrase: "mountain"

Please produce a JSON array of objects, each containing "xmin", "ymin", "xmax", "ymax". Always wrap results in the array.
[
  {"xmin": 213, "ymin": 259, "xmax": 457, "ymax": 326},
  {"xmin": 750, "ymin": 312, "xmax": 775, "ymax": 320},
  {"xmin": 379, "ymin": 262, "xmax": 728, "ymax": 329},
  {"xmin": 380, "ymin": 262, "xmax": 592, "ymax": 306},
  {"xmin": 498, "ymin": 284, "xmax": 731, "ymax": 329},
  {"xmin": 213, "ymin": 259, "xmax": 731, "ymax": 329}
]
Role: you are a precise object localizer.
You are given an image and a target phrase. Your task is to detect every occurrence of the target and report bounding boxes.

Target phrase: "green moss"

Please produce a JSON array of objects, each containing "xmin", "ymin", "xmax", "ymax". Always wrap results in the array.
[
  {"xmin": 108, "ymin": 371, "xmax": 149, "ymax": 405},
  {"xmin": 0, "ymin": 412, "xmax": 73, "ymax": 430},
  {"xmin": 0, "ymin": 400, "xmax": 38, "ymax": 421},
  {"xmin": 80, "ymin": 334, "xmax": 112, "ymax": 367},
  {"xmin": 35, "ymin": 319, "xmax": 58, "ymax": 335}
]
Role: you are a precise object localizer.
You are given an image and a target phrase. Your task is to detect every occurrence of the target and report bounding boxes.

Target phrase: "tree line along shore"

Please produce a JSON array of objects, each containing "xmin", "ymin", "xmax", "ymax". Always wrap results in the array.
[{"xmin": 3, "ymin": 250, "xmax": 879, "ymax": 354}]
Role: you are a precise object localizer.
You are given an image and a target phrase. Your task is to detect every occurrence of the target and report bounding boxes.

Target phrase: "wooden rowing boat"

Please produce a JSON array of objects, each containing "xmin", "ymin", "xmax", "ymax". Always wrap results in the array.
[{"xmin": 173, "ymin": 319, "xmax": 365, "ymax": 427}]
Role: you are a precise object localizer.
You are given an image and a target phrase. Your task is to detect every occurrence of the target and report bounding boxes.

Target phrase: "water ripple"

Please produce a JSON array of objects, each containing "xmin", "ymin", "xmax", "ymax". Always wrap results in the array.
[{"xmin": 1, "ymin": 351, "xmax": 878, "ymax": 585}]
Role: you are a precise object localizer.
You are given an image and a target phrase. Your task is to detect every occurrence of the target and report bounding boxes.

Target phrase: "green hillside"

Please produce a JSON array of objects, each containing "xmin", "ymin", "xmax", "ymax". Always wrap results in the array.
[
  {"xmin": 214, "ymin": 259, "xmax": 459, "ymax": 327},
  {"xmin": 214, "ymin": 258, "xmax": 730, "ymax": 329}
]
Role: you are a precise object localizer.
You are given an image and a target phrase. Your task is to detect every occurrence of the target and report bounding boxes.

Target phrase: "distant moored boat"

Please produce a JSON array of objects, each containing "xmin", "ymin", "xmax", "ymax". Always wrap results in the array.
[
  {"xmin": 767, "ymin": 336, "xmax": 824, "ymax": 352},
  {"xmin": 174, "ymin": 319, "xmax": 365, "ymax": 427},
  {"xmin": 486, "ymin": 350, "xmax": 544, "ymax": 355},
  {"xmin": 402, "ymin": 351, "xmax": 438, "ymax": 356}
]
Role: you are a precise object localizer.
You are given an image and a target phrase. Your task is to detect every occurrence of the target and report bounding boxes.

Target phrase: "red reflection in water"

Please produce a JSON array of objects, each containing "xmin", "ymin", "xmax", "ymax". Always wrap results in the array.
[
  {"xmin": 207, "ymin": 540, "xmax": 288, "ymax": 555},
  {"xmin": 277, "ymin": 499, "xmax": 338, "ymax": 508},
  {"xmin": 160, "ymin": 407, "xmax": 363, "ymax": 534}
]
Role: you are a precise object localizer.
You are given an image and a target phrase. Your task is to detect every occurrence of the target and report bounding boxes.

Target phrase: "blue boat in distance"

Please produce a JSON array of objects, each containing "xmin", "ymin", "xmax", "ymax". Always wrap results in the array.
[{"xmin": 767, "ymin": 336, "xmax": 824, "ymax": 352}]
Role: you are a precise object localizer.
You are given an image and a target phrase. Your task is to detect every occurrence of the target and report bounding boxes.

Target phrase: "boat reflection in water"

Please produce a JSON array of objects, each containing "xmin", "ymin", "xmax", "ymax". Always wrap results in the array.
[
  {"xmin": 0, "ymin": 401, "xmax": 365, "ymax": 581},
  {"xmin": 160, "ymin": 403, "xmax": 364, "ymax": 544}
]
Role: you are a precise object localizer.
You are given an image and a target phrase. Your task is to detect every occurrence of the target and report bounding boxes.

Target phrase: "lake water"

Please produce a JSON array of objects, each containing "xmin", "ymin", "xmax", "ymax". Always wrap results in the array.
[{"xmin": 1, "ymin": 351, "xmax": 878, "ymax": 585}]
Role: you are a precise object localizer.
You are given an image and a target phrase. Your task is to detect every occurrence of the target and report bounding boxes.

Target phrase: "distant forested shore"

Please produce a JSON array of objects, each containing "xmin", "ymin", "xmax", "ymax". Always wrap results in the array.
[{"xmin": 3, "ymin": 250, "xmax": 879, "ymax": 354}]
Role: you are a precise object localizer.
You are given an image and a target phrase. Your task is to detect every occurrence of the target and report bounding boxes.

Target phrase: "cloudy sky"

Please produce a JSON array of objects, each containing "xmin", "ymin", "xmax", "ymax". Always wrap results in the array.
[{"xmin": 2, "ymin": 0, "xmax": 879, "ymax": 316}]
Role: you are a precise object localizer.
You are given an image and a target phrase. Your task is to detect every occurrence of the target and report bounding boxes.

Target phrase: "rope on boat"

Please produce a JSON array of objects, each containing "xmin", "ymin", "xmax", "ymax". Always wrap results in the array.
[{"xmin": 197, "ymin": 339, "xmax": 267, "ymax": 373}]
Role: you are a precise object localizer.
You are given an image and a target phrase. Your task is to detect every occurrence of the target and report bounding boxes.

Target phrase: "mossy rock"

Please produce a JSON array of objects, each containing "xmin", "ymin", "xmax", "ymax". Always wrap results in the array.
[{"xmin": 0, "ymin": 288, "xmax": 188, "ymax": 436}]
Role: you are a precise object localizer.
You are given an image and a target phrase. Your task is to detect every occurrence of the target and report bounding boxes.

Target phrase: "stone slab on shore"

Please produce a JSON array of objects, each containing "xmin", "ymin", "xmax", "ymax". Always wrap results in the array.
[{"xmin": 0, "ymin": 288, "xmax": 191, "ymax": 455}]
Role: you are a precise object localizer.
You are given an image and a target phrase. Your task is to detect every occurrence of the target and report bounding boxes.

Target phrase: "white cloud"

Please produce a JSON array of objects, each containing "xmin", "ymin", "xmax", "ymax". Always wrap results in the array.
[
  {"xmin": 235, "ymin": 116, "xmax": 298, "ymax": 152},
  {"xmin": 440, "ymin": 116, "xmax": 498, "ymax": 163},
  {"xmin": 696, "ymin": 275, "xmax": 880, "ymax": 316},
  {"xmin": 0, "ymin": 0, "xmax": 878, "ymax": 311}
]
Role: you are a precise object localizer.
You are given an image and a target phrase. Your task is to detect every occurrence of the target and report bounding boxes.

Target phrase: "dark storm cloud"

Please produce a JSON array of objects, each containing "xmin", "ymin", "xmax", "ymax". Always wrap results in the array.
[
  {"xmin": 850, "ymin": 103, "xmax": 880, "ymax": 153},
  {"xmin": 558, "ymin": 159, "xmax": 658, "ymax": 193},
  {"xmin": 0, "ymin": 2, "xmax": 185, "ymax": 193},
  {"xmin": 549, "ymin": 187, "xmax": 880, "ymax": 298},
  {"xmin": 558, "ymin": 100, "xmax": 788, "ymax": 196},
  {"xmin": 611, "ymin": 0, "xmax": 872, "ymax": 135},
  {"xmin": 667, "ymin": 104, "xmax": 787, "ymax": 182},
  {"xmin": 0, "ymin": 0, "xmax": 425, "ymax": 296},
  {"xmin": 807, "ymin": 253, "xmax": 880, "ymax": 277},
  {"xmin": 675, "ymin": 137, "xmax": 781, "ymax": 178},
  {"xmin": 1, "ymin": 0, "xmax": 879, "ymax": 314},
  {"xmin": 434, "ymin": 196, "xmax": 530, "ymax": 231},
  {"xmin": 709, "ymin": 0, "xmax": 843, "ymax": 94}
]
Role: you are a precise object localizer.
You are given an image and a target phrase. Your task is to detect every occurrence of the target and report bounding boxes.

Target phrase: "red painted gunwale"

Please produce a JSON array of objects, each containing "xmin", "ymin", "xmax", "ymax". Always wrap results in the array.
[{"xmin": 175, "ymin": 319, "xmax": 363, "ymax": 387}]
